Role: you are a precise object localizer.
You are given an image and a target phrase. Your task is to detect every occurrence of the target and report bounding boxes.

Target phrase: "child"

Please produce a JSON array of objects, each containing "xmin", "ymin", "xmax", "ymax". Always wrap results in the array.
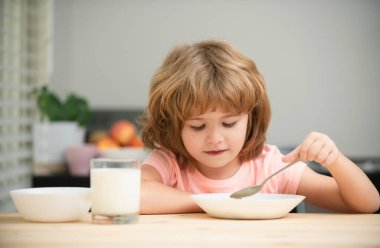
[{"xmin": 139, "ymin": 39, "xmax": 379, "ymax": 214}]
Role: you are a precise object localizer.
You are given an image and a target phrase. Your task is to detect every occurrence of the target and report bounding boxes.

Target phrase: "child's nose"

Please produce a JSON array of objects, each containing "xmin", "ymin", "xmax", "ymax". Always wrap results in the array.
[{"xmin": 206, "ymin": 128, "xmax": 223, "ymax": 144}]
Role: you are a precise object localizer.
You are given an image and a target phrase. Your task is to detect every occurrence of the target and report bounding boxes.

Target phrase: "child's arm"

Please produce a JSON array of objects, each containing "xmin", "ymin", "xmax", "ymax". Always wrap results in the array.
[
  {"xmin": 283, "ymin": 132, "xmax": 380, "ymax": 213},
  {"xmin": 140, "ymin": 165, "xmax": 203, "ymax": 214}
]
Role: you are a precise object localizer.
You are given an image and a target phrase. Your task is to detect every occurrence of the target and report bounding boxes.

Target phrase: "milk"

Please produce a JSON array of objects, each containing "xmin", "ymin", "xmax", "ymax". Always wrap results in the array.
[{"xmin": 91, "ymin": 168, "xmax": 140, "ymax": 216}]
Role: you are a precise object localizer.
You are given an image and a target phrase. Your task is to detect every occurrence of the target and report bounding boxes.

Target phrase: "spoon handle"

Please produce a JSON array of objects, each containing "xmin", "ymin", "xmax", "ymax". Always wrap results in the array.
[{"xmin": 261, "ymin": 159, "xmax": 300, "ymax": 185}]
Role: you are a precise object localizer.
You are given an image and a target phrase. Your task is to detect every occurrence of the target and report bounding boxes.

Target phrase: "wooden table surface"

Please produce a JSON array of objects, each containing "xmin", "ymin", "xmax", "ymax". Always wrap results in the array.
[{"xmin": 0, "ymin": 212, "xmax": 379, "ymax": 248}]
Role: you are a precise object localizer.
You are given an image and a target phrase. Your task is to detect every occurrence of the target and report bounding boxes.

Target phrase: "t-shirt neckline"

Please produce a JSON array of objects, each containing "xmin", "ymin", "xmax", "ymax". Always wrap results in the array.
[{"xmin": 191, "ymin": 161, "xmax": 250, "ymax": 188}]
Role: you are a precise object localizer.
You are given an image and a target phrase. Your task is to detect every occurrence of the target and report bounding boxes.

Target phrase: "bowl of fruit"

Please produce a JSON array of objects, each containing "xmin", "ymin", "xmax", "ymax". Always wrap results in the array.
[{"xmin": 89, "ymin": 120, "xmax": 150, "ymax": 163}]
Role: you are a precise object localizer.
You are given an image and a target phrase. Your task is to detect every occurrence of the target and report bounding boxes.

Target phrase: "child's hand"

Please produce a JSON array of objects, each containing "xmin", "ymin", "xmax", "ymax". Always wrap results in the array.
[{"xmin": 282, "ymin": 132, "xmax": 341, "ymax": 168}]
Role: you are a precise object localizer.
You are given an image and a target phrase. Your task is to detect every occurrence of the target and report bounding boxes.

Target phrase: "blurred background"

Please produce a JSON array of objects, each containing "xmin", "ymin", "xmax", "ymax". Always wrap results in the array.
[{"xmin": 1, "ymin": 0, "xmax": 379, "ymax": 211}]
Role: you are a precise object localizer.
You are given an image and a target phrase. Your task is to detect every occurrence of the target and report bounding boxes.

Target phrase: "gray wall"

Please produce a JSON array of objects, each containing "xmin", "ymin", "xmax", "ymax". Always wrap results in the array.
[{"xmin": 52, "ymin": 0, "xmax": 380, "ymax": 158}]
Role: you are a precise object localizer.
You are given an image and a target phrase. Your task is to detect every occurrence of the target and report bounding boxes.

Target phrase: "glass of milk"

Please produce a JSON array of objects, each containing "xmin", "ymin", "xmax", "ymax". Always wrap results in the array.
[{"xmin": 90, "ymin": 158, "xmax": 140, "ymax": 224}]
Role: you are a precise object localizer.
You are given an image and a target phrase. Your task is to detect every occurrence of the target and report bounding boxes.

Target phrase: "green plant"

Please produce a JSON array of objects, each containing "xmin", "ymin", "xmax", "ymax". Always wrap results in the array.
[{"xmin": 35, "ymin": 86, "xmax": 91, "ymax": 127}]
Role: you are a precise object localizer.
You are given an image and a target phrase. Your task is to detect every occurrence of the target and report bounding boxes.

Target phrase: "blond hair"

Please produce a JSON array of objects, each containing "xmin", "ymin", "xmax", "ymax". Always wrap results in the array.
[{"xmin": 141, "ymin": 39, "xmax": 271, "ymax": 168}]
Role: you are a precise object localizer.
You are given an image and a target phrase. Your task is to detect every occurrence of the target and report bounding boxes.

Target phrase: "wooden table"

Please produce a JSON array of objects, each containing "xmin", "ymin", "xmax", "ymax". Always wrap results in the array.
[{"xmin": 0, "ymin": 212, "xmax": 379, "ymax": 248}]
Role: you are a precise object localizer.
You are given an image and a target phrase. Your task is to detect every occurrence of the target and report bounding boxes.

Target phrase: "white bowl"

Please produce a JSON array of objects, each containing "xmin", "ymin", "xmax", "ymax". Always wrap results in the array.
[
  {"xmin": 191, "ymin": 193, "xmax": 305, "ymax": 220},
  {"xmin": 99, "ymin": 147, "xmax": 150, "ymax": 162},
  {"xmin": 10, "ymin": 187, "xmax": 91, "ymax": 222}
]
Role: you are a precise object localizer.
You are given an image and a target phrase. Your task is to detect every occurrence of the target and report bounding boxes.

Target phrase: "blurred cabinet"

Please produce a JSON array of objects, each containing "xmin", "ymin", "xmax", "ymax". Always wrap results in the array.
[{"xmin": 33, "ymin": 175, "xmax": 89, "ymax": 188}]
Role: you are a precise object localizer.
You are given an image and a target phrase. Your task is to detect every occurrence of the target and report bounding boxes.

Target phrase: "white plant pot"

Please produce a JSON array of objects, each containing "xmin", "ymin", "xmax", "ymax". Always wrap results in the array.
[{"xmin": 33, "ymin": 122, "xmax": 85, "ymax": 175}]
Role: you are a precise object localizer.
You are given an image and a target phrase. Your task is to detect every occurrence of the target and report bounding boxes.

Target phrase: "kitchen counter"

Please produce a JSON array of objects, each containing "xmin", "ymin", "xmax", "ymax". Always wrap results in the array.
[{"xmin": 0, "ymin": 212, "xmax": 379, "ymax": 248}]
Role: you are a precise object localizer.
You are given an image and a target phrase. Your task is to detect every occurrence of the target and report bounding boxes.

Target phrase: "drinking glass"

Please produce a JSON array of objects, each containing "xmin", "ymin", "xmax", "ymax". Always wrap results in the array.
[{"xmin": 91, "ymin": 158, "xmax": 140, "ymax": 224}]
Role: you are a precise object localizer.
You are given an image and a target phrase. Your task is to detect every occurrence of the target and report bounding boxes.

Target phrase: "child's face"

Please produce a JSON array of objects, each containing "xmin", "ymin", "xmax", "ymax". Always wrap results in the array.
[{"xmin": 181, "ymin": 108, "xmax": 248, "ymax": 177}]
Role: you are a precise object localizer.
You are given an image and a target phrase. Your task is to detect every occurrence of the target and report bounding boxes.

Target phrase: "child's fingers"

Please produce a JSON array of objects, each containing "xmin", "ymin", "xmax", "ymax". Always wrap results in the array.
[
  {"xmin": 283, "ymin": 132, "xmax": 340, "ymax": 166},
  {"xmin": 301, "ymin": 132, "xmax": 336, "ymax": 161},
  {"xmin": 306, "ymin": 138, "xmax": 325, "ymax": 161},
  {"xmin": 314, "ymin": 144, "xmax": 330, "ymax": 164},
  {"xmin": 321, "ymin": 143, "xmax": 340, "ymax": 167},
  {"xmin": 283, "ymin": 132, "xmax": 326, "ymax": 163},
  {"xmin": 298, "ymin": 132, "xmax": 318, "ymax": 161},
  {"xmin": 282, "ymin": 145, "xmax": 300, "ymax": 163}
]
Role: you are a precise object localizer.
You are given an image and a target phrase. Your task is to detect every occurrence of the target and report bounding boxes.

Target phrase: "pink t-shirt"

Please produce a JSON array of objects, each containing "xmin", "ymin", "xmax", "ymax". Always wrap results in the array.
[{"xmin": 142, "ymin": 144, "xmax": 306, "ymax": 194}]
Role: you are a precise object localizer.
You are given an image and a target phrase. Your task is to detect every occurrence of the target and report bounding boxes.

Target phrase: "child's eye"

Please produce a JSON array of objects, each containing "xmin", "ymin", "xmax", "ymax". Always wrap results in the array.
[
  {"xmin": 190, "ymin": 124, "xmax": 205, "ymax": 131},
  {"xmin": 222, "ymin": 121, "xmax": 237, "ymax": 128}
]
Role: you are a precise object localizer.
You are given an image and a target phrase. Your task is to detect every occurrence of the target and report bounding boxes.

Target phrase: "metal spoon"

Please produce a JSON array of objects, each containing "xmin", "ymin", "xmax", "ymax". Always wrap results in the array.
[{"xmin": 230, "ymin": 159, "xmax": 300, "ymax": 199}]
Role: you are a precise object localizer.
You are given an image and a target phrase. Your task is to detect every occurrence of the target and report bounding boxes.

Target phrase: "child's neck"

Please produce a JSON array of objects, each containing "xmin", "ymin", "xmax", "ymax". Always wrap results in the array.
[{"xmin": 195, "ymin": 159, "xmax": 242, "ymax": 180}]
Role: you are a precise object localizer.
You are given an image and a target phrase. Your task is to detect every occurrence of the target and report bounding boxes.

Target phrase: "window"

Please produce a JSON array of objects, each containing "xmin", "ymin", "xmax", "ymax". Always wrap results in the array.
[{"xmin": 0, "ymin": 0, "xmax": 52, "ymax": 211}]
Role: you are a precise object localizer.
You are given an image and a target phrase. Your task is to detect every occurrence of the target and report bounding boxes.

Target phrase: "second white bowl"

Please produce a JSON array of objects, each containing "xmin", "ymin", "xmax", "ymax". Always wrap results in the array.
[{"xmin": 10, "ymin": 187, "xmax": 91, "ymax": 222}]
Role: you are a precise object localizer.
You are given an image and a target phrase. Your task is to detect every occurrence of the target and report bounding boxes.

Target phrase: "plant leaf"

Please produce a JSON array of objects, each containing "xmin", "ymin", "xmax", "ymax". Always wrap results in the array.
[
  {"xmin": 37, "ymin": 87, "xmax": 66, "ymax": 121},
  {"xmin": 63, "ymin": 94, "xmax": 91, "ymax": 126}
]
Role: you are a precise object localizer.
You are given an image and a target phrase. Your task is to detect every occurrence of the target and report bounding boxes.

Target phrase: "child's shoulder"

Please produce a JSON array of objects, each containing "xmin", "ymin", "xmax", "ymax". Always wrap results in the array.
[
  {"xmin": 146, "ymin": 148, "xmax": 176, "ymax": 161},
  {"xmin": 243, "ymin": 144, "xmax": 283, "ymax": 165},
  {"xmin": 261, "ymin": 144, "xmax": 283, "ymax": 158}
]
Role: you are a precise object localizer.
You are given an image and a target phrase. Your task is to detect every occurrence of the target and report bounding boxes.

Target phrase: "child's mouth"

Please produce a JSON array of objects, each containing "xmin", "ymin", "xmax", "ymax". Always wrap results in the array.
[{"xmin": 204, "ymin": 150, "xmax": 226, "ymax": 156}]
